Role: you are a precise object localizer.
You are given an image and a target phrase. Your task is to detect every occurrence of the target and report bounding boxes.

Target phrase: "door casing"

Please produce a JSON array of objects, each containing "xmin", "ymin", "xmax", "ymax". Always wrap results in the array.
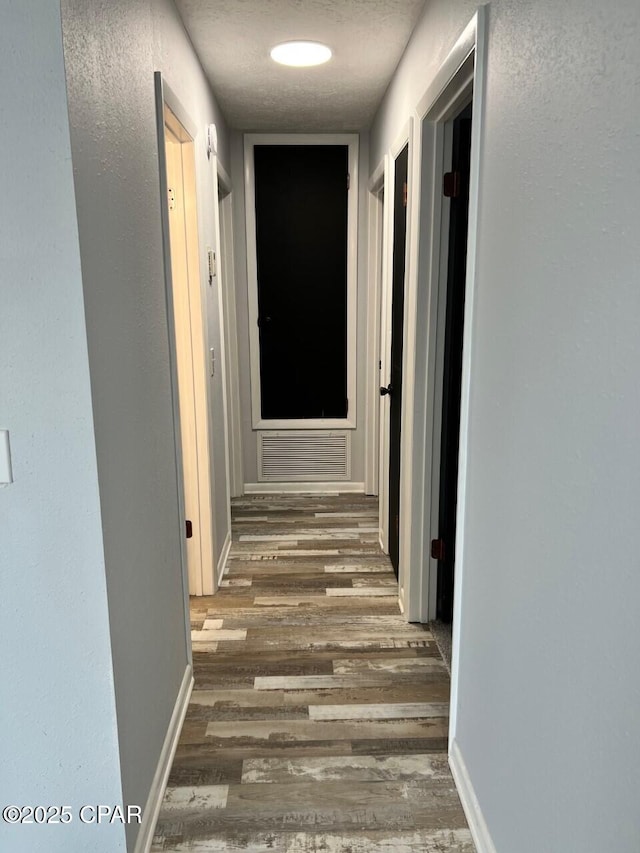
[
  {"xmin": 377, "ymin": 121, "xmax": 413, "ymax": 601},
  {"xmin": 216, "ymin": 167, "xmax": 244, "ymax": 499},
  {"xmin": 388, "ymin": 11, "xmax": 488, "ymax": 751},
  {"xmin": 364, "ymin": 159, "xmax": 386, "ymax": 496},
  {"xmin": 155, "ymin": 75, "xmax": 217, "ymax": 600},
  {"xmin": 207, "ymin": 154, "xmax": 234, "ymax": 574}
]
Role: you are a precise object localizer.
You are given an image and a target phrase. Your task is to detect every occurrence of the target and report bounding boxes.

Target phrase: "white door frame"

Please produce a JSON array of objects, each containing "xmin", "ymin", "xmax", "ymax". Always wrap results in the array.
[
  {"xmin": 154, "ymin": 73, "xmax": 212, "ymax": 658},
  {"xmin": 154, "ymin": 73, "xmax": 191, "ymax": 658},
  {"xmin": 364, "ymin": 158, "xmax": 386, "ymax": 496},
  {"xmin": 395, "ymin": 7, "xmax": 488, "ymax": 741},
  {"xmin": 377, "ymin": 120, "xmax": 413, "ymax": 582},
  {"xmin": 377, "ymin": 153, "xmax": 393, "ymax": 551},
  {"xmin": 155, "ymin": 75, "xmax": 223, "ymax": 601},
  {"xmin": 208, "ymin": 155, "xmax": 235, "ymax": 543},
  {"xmin": 243, "ymin": 133, "xmax": 359, "ymax": 430},
  {"xmin": 216, "ymin": 165, "xmax": 244, "ymax": 498}
]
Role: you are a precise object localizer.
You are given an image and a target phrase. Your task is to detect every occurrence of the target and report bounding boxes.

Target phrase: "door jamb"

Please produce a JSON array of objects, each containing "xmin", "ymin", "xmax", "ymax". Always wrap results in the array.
[
  {"xmin": 209, "ymin": 155, "xmax": 234, "ymax": 536},
  {"xmin": 400, "ymin": 36, "xmax": 476, "ymax": 624},
  {"xmin": 364, "ymin": 158, "xmax": 386, "ymax": 496},
  {"xmin": 377, "ymin": 120, "xmax": 413, "ymax": 595},
  {"xmin": 216, "ymin": 165, "xmax": 244, "ymax": 498},
  {"xmin": 377, "ymin": 153, "xmax": 393, "ymax": 553}
]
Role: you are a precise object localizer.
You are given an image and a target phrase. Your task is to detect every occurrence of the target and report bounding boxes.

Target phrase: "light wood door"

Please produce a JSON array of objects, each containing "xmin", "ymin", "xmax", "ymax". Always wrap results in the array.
[{"xmin": 164, "ymin": 111, "xmax": 214, "ymax": 595}]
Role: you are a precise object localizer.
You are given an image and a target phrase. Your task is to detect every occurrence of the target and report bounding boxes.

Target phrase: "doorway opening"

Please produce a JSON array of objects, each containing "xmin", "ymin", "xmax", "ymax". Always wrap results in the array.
[
  {"xmin": 156, "ymin": 83, "xmax": 216, "ymax": 598},
  {"xmin": 377, "ymin": 124, "xmax": 412, "ymax": 582},
  {"xmin": 385, "ymin": 144, "xmax": 409, "ymax": 577},
  {"xmin": 434, "ymin": 101, "xmax": 473, "ymax": 623}
]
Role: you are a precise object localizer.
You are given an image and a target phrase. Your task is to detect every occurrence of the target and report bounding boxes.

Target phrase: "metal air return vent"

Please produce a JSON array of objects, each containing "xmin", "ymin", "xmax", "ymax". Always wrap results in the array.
[{"xmin": 258, "ymin": 430, "xmax": 351, "ymax": 482}]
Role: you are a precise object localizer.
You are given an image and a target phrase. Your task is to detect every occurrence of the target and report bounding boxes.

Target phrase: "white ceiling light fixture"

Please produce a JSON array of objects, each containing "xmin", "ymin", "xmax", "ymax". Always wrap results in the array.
[{"xmin": 270, "ymin": 40, "xmax": 332, "ymax": 68}]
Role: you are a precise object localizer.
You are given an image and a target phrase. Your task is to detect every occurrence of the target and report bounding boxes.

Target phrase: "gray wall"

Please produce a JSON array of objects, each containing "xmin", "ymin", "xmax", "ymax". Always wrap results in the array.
[
  {"xmin": 0, "ymin": 3, "xmax": 125, "ymax": 850},
  {"xmin": 60, "ymin": 0, "xmax": 231, "ymax": 847},
  {"xmin": 230, "ymin": 131, "xmax": 369, "ymax": 486},
  {"xmin": 371, "ymin": 0, "xmax": 640, "ymax": 850}
]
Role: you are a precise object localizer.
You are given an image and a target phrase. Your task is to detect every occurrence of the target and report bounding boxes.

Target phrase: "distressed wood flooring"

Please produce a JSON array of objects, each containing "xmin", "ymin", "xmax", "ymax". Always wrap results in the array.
[{"xmin": 152, "ymin": 494, "xmax": 474, "ymax": 853}]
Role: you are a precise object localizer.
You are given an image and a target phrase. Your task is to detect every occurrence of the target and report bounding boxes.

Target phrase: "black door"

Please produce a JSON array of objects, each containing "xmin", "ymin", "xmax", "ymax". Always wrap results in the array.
[
  {"xmin": 254, "ymin": 145, "xmax": 349, "ymax": 420},
  {"xmin": 436, "ymin": 102, "xmax": 473, "ymax": 622},
  {"xmin": 386, "ymin": 144, "xmax": 409, "ymax": 576}
]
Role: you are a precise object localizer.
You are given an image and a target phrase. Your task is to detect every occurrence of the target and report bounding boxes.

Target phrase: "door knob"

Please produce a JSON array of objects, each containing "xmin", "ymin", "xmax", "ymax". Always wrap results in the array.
[{"xmin": 379, "ymin": 384, "xmax": 393, "ymax": 397}]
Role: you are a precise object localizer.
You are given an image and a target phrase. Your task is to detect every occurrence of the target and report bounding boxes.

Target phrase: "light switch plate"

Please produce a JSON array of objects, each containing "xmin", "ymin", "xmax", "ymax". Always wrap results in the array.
[{"xmin": 0, "ymin": 430, "xmax": 14, "ymax": 483}]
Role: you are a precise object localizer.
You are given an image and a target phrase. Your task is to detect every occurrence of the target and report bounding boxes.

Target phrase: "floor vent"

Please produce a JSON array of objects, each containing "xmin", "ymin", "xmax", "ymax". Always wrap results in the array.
[{"xmin": 258, "ymin": 431, "xmax": 351, "ymax": 482}]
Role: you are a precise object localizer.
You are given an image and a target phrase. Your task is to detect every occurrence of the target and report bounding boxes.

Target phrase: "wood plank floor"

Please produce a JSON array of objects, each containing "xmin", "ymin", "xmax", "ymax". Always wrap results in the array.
[{"xmin": 152, "ymin": 494, "xmax": 474, "ymax": 853}]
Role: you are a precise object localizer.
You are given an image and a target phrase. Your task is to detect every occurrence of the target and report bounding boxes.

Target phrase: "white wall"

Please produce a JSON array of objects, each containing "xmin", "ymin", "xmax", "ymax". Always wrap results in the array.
[
  {"xmin": 0, "ymin": 4, "xmax": 125, "ymax": 851},
  {"xmin": 371, "ymin": 1, "xmax": 640, "ymax": 850},
  {"xmin": 230, "ymin": 131, "xmax": 369, "ymax": 486},
  {"xmin": 60, "ymin": 0, "xmax": 231, "ymax": 847}
]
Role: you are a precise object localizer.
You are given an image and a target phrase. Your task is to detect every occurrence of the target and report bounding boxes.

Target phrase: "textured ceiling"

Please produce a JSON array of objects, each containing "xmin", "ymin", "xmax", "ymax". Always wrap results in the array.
[{"xmin": 174, "ymin": 0, "xmax": 427, "ymax": 131}]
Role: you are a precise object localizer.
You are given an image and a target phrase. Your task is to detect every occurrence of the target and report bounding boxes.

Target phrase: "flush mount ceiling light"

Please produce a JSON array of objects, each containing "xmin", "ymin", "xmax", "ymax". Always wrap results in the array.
[{"xmin": 270, "ymin": 41, "xmax": 332, "ymax": 67}]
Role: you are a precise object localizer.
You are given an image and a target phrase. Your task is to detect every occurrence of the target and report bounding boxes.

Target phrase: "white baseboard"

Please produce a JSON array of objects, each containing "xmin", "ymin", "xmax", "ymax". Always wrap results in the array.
[
  {"xmin": 244, "ymin": 481, "xmax": 365, "ymax": 494},
  {"xmin": 449, "ymin": 738, "xmax": 497, "ymax": 853},
  {"xmin": 134, "ymin": 665, "xmax": 193, "ymax": 853},
  {"xmin": 217, "ymin": 530, "xmax": 232, "ymax": 586}
]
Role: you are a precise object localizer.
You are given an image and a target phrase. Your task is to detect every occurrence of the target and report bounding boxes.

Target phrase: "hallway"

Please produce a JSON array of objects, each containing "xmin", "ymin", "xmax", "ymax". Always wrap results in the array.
[{"xmin": 152, "ymin": 494, "xmax": 473, "ymax": 852}]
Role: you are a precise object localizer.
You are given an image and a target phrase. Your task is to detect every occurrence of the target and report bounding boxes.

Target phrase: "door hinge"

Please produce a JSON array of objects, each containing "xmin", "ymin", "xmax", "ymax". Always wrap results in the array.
[
  {"xmin": 443, "ymin": 171, "xmax": 461, "ymax": 198},
  {"xmin": 207, "ymin": 248, "xmax": 216, "ymax": 283},
  {"xmin": 431, "ymin": 538, "xmax": 445, "ymax": 560},
  {"xmin": 347, "ymin": 173, "xmax": 351, "ymax": 190},
  {"xmin": 403, "ymin": 181, "xmax": 408, "ymax": 208},
  {"xmin": 186, "ymin": 519, "xmax": 193, "ymax": 539},
  {"xmin": 346, "ymin": 398, "xmax": 349, "ymax": 416},
  {"xmin": 168, "ymin": 187, "xmax": 176, "ymax": 210}
]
